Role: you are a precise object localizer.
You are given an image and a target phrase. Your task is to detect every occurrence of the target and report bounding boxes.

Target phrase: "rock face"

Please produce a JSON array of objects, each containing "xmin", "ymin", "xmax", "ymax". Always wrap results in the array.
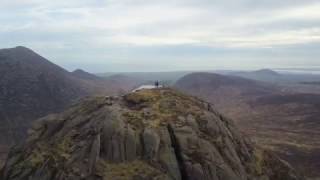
[{"xmin": 0, "ymin": 88, "xmax": 303, "ymax": 180}]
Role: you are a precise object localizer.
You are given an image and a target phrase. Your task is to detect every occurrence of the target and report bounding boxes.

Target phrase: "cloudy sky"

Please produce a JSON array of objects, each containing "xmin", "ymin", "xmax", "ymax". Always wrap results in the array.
[{"xmin": 1, "ymin": 0, "xmax": 320, "ymax": 72}]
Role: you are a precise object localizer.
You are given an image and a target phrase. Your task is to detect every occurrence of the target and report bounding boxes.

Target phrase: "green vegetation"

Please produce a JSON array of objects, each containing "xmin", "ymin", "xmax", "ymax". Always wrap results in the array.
[
  {"xmin": 97, "ymin": 160, "xmax": 168, "ymax": 180},
  {"xmin": 122, "ymin": 89, "xmax": 206, "ymax": 130},
  {"xmin": 16, "ymin": 135, "xmax": 72, "ymax": 171},
  {"xmin": 252, "ymin": 148, "xmax": 265, "ymax": 175}
]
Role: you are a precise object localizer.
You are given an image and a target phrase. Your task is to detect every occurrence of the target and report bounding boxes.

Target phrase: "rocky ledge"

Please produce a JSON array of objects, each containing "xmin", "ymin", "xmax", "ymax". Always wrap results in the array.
[{"xmin": 0, "ymin": 88, "xmax": 303, "ymax": 180}]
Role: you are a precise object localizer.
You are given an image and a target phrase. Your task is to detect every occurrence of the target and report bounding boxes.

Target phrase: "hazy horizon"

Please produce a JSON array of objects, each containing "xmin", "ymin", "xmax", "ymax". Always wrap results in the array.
[{"xmin": 1, "ymin": 0, "xmax": 320, "ymax": 72}]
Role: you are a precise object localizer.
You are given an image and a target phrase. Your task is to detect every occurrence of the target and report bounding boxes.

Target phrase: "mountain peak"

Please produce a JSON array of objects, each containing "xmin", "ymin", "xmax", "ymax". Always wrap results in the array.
[
  {"xmin": 73, "ymin": 69, "xmax": 87, "ymax": 73},
  {"xmin": 0, "ymin": 46, "xmax": 67, "ymax": 72},
  {"xmin": 7, "ymin": 46, "xmax": 36, "ymax": 54},
  {"xmin": 14, "ymin": 46, "xmax": 29, "ymax": 50},
  {"xmin": 0, "ymin": 46, "xmax": 33, "ymax": 55},
  {"xmin": 1, "ymin": 88, "xmax": 302, "ymax": 180},
  {"xmin": 72, "ymin": 69, "xmax": 102, "ymax": 80},
  {"xmin": 254, "ymin": 69, "xmax": 280, "ymax": 76}
]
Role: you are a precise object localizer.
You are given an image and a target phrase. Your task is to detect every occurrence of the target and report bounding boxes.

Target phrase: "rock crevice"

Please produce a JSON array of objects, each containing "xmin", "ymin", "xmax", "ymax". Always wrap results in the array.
[{"xmin": 167, "ymin": 124, "xmax": 188, "ymax": 180}]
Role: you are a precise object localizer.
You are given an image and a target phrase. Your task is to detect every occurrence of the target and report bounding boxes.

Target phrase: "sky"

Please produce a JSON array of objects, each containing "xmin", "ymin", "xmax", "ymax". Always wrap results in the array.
[{"xmin": 1, "ymin": 0, "xmax": 320, "ymax": 72}]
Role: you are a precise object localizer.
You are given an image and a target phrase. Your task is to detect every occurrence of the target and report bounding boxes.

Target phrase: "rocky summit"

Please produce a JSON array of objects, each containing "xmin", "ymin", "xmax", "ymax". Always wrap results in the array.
[{"xmin": 0, "ymin": 88, "xmax": 303, "ymax": 180}]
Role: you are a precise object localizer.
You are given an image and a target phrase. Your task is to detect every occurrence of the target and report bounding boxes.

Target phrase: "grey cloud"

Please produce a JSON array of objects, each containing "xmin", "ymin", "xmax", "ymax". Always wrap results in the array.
[{"xmin": 0, "ymin": 0, "xmax": 319, "ymax": 72}]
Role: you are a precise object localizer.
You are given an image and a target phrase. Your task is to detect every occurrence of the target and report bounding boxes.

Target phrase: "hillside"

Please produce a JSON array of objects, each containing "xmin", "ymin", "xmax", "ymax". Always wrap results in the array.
[
  {"xmin": 0, "ymin": 46, "xmax": 139, "ymax": 166},
  {"xmin": 175, "ymin": 73, "xmax": 278, "ymax": 110},
  {"xmin": 175, "ymin": 72, "xmax": 320, "ymax": 178},
  {"xmin": 0, "ymin": 88, "xmax": 302, "ymax": 180},
  {"xmin": 0, "ymin": 47, "xmax": 86, "ymax": 144}
]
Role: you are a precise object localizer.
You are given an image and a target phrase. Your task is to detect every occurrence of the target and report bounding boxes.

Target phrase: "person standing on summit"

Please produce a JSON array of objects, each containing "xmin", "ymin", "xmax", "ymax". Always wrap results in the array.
[{"xmin": 155, "ymin": 81, "xmax": 159, "ymax": 88}]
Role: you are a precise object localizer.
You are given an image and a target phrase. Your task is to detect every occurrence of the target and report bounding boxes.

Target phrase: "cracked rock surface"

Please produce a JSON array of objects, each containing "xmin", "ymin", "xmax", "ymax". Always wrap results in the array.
[{"xmin": 0, "ymin": 88, "xmax": 303, "ymax": 180}]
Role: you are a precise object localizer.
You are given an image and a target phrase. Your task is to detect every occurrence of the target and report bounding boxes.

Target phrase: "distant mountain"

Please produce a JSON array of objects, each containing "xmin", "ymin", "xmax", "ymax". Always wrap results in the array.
[
  {"xmin": 1, "ymin": 88, "xmax": 303, "ymax": 180},
  {"xmin": 227, "ymin": 69, "xmax": 320, "ymax": 86},
  {"xmin": 0, "ymin": 46, "xmax": 139, "ymax": 165},
  {"xmin": 98, "ymin": 71, "xmax": 192, "ymax": 85},
  {"xmin": 72, "ymin": 69, "xmax": 104, "ymax": 81},
  {"xmin": 104, "ymin": 74, "xmax": 143, "ymax": 92},
  {"xmin": 74, "ymin": 70, "xmax": 149, "ymax": 94},
  {"xmin": 229, "ymin": 69, "xmax": 281, "ymax": 83},
  {"xmin": 175, "ymin": 72, "xmax": 320, "ymax": 178},
  {"xmin": 72, "ymin": 69, "xmax": 140, "ymax": 95},
  {"xmin": 253, "ymin": 69, "xmax": 281, "ymax": 76},
  {"xmin": 175, "ymin": 72, "xmax": 276, "ymax": 99},
  {"xmin": 174, "ymin": 72, "xmax": 279, "ymax": 128}
]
